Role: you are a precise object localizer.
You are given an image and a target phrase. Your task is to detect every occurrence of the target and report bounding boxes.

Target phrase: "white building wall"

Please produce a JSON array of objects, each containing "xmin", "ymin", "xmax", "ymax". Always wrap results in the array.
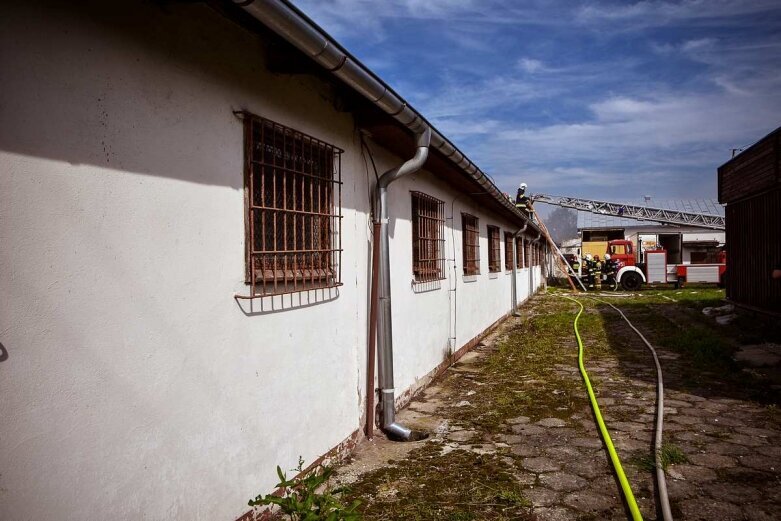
[{"xmin": 0, "ymin": 2, "xmax": 543, "ymax": 520}]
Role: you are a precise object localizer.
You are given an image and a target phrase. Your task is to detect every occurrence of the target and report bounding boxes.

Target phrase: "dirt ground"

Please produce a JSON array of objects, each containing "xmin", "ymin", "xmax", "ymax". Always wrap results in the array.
[{"xmin": 333, "ymin": 286, "xmax": 781, "ymax": 520}]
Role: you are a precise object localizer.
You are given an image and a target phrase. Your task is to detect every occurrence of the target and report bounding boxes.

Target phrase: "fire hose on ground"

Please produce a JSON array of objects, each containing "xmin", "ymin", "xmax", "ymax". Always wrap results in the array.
[{"xmin": 559, "ymin": 293, "xmax": 673, "ymax": 521}]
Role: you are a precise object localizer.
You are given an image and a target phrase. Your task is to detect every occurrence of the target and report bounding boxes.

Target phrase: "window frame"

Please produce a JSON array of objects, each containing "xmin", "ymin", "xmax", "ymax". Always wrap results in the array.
[
  {"xmin": 462, "ymin": 213, "xmax": 480, "ymax": 276},
  {"xmin": 516, "ymin": 236, "xmax": 524, "ymax": 269},
  {"xmin": 411, "ymin": 191, "xmax": 446, "ymax": 283},
  {"xmin": 241, "ymin": 112, "xmax": 343, "ymax": 298},
  {"xmin": 504, "ymin": 232, "xmax": 514, "ymax": 271},
  {"xmin": 487, "ymin": 225, "xmax": 501, "ymax": 273}
]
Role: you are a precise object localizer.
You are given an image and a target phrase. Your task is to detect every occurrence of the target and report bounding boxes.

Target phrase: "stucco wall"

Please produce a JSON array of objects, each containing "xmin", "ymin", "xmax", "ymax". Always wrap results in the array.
[{"xmin": 0, "ymin": 2, "xmax": 543, "ymax": 520}]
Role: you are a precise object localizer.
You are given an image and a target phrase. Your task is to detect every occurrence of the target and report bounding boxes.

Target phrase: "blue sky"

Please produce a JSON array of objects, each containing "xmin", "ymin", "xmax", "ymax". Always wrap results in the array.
[{"xmin": 295, "ymin": 0, "xmax": 781, "ymax": 207}]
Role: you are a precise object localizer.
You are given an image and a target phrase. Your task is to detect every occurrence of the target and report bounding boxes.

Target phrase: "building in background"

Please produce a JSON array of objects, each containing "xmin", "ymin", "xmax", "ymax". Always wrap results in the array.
[
  {"xmin": 0, "ymin": 1, "xmax": 546, "ymax": 520},
  {"xmin": 718, "ymin": 126, "xmax": 781, "ymax": 314}
]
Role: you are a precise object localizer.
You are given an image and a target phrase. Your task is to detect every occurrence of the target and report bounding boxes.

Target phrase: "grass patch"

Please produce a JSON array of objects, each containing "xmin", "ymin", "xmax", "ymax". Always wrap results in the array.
[{"xmin": 630, "ymin": 443, "xmax": 688, "ymax": 472}]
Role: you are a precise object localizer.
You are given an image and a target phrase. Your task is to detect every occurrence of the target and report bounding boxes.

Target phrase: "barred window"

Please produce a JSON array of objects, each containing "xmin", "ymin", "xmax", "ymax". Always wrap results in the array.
[
  {"xmin": 516, "ymin": 236, "xmax": 524, "ymax": 269},
  {"xmin": 488, "ymin": 225, "xmax": 501, "ymax": 273},
  {"xmin": 243, "ymin": 113, "xmax": 343, "ymax": 297},
  {"xmin": 462, "ymin": 213, "xmax": 480, "ymax": 275},
  {"xmin": 411, "ymin": 192, "xmax": 446, "ymax": 282},
  {"xmin": 525, "ymin": 240, "xmax": 532, "ymax": 269},
  {"xmin": 504, "ymin": 232, "xmax": 514, "ymax": 270}
]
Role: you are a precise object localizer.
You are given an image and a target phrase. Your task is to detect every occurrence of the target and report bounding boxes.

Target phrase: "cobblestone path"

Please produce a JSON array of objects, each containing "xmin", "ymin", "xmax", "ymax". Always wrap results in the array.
[{"xmin": 336, "ymin": 289, "xmax": 781, "ymax": 520}]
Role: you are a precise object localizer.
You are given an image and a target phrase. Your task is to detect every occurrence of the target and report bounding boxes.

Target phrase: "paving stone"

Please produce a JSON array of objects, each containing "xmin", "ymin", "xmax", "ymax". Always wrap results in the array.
[
  {"xmin": 738, "ymin": 454, "xmax": 779, "ymax": 472},
  {"xmin": 536, "ymin": 417, "xmax": 567, "ymax": 428},
  {"xmin": 511, "ymin": 423, "xmax": 546, "ymax": 436},
  {"xmin": 572, "ymin": 437, "xmax": 603, "ymax": 449},
  {"xmin": 499, "ymin": 434, "xmax": 525, "ymax": 445},
  {"xmin": 564, "ymin": 456, "xmax": 610, "ymax": 479},
  {"xmin": 525, "ymin": 486, "xmax": 559, "ymax": 506},
  {"xmin": 507, "ymin": 415, "xmax": 531, "ymax": 425},
  {"xmin": 707, "ymin": 442, "xmax": 751, "ymax": 456},
  {"xmin": 408, "ymin": 400, "xmax": 442, "ymax": 413},
  {"xmin": 513, "ymin": 470, "xmax": 537, "ymax": 486},
  {"xmin": 687, "ymin": 453, "xmax": 736, "ymax": 469},
  {"xmin": 533, "ymin": 506, "xmax": 577, "ymax": 521},
  {"xmin": 665, "ymin": 477, "xmax": 699, "ymax": 499},
  {"xmin": 522, "ymin": 457, "xmax": 562, "ymax": 473},
  {"xmin": 756, "ymin": 445, "xmax": 781, "ymax": 458},
  {"xmin": 509, "ymin": 444, "xmax": 538, "ymax": 457},
  {"xmin": 538, "ymin": 472, "xmax": 588, "ymax": 492},
  {"xmin": 670, "ymin": 464, "xmax": 718, "ymax": 482},
  {"xmin": 678, "ymin": 498, "xmax": 744, "ymax": 521},
  {"xmin": 446, "ymin": 429, "xmax": 478, "ymax": 442},
  {"xmin": 734, "ymin": 426, "xmax": 776, "ymax": 438},
  {"xmin": 562, "ymin": 490, "xmax": 616, "ymax": 512},
  {"xmin": 665, "ymin": 399, "xmax": 693, "ymax": 408},
  {"xmin": 745, "ymin": 505, "xmax": 779, "ymax": 521},
  {"xmin": 669, "ymin": 415, "xmax": 701, "ymax": 425},
  {"xmin": 727, "ymin": 433, "xmax": 769, "ymax": 447},
  {"xmin": 544, "ymin": 446, "xmax": 582, "ymax": 459},
  {"xmin": 702, "ymin": 481, "xmax": 763, "ymax": 504}
]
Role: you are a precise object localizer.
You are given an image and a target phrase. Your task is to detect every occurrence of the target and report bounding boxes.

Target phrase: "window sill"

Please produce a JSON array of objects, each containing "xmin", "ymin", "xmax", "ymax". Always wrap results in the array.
[
  {"xmin": 488, "ymin": 272, "xmax": 499, "ymax": 279},
  {"xmin": 462, "ymin": 274, "xmax": 479, "ymax": 283}
]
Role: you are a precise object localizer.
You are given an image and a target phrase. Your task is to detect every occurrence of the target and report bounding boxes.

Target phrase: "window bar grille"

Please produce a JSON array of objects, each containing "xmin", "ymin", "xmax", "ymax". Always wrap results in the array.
[
  {"xmin": 504, "ymin": 232, "xmax": 514, "ymax": 270},
  {"xmin": 237, "ymin": 113, "xmax": 344, "ymax": 299},
  {"xmin": 411, "ymin": 192, "xmax": 446, "ymax": 283},
  {"xmin": 516, "ymin": 236, "xmax": 523, "ymax": 269},
  {"xmin": 525, "ymin": 240, "xmax": 531, "ymax": 269},
  {"xmin": 462, "ymin": 213, "xmax": 480, "ymax": 275},
  {"xmin": 488, "ymin": 225, "xmax": 501, "ymax": 273}
]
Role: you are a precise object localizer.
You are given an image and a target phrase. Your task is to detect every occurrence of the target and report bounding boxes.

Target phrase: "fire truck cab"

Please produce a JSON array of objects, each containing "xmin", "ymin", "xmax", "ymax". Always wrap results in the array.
[
  {"xmin": 606, "ymin": 239, "xmax": 726, "ymax": 290},
  {"xmin": 606, "ymin": 240, "xmax": 646, "ymax": 290}
]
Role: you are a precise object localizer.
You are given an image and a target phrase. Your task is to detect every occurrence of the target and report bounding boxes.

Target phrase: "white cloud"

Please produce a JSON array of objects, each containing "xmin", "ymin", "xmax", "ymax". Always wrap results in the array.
[{"xmin": 518, "ymin": 58, "xmax": 545, "ymax": 73}]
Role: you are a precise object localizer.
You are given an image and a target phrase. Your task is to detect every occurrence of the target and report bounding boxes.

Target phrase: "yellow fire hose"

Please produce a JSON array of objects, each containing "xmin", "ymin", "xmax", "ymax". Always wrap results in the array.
[{"xmin": 561, "ymin": 295, "xmax": 644, "ymax": 521}]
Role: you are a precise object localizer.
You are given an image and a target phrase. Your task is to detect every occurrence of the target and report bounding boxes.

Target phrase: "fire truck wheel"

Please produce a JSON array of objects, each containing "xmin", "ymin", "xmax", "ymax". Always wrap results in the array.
[{"xmin": 621, "ymin": 271, "xmax": 643, "ymax": 291}]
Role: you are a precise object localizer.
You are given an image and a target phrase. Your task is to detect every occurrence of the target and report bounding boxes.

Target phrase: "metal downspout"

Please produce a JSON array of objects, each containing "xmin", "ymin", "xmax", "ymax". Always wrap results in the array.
[
  {"xmin": 376, "ymin": 127, "xmax": 431, "ymax": 440},
  {"xmin": 531, "ymin": 231, "xmax": 542, "ymax": 293},
  {"xmin": 511, "ymin": 224, "xmax": 528, "ymax": 315}
]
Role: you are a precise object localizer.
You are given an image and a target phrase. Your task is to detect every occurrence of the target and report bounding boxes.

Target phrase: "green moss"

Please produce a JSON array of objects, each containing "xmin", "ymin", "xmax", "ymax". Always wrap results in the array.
[{"xmin": 342, "ymin": 445, "xmax": 534, "ymax": 521}]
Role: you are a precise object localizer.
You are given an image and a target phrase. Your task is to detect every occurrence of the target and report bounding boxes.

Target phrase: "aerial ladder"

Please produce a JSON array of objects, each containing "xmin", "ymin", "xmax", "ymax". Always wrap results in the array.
[
  {"xmin": 530, "ymin": 194, "xmax": 725, "ymax": 230},
  {"xmin": 530, "ymin": 194, "xmax": 726, "ymax": 290}
]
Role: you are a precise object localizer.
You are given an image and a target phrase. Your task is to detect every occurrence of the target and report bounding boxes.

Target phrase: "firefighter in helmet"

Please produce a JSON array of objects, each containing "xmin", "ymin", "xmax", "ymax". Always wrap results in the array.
[
  {"xmin": 515, "ymin": 183, "xmax": 531, "ymax": 216},
  {"xmin": 603, "ymin": 253, "xmax": 618, "ymax": 290},
  {"xmin": 594, "ymin": 255, "xmax": 603, "ymax": 289},
  {"xmin": 583, "ymin": 253, "xmax": 595, "ymax": 290}
]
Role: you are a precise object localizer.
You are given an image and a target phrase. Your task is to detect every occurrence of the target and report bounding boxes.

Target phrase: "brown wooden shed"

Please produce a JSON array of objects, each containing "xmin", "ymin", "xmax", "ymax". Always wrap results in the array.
[{"xmin": 717, "ymin": 126, "xmax": 781, "ymax": 313}]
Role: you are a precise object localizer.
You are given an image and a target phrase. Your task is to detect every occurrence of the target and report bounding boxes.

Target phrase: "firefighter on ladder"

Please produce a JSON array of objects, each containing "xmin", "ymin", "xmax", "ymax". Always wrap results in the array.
[{"xmin": 515, "ymin": 182, "xmax": 532, "ymax": 218}]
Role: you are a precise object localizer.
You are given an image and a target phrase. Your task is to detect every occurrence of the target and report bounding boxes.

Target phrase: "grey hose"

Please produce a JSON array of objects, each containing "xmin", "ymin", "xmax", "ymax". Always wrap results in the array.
[{"xmin": 590, "ymin": 297, "xmax": 673, "ymax": 521}]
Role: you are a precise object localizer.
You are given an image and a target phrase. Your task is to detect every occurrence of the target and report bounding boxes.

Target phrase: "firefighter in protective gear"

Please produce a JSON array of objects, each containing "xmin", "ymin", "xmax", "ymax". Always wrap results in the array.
[
  {"xmin": 603, "ymin": 253, "xmax": 618, "ymax": 290},
  {"xmin": 582, "ymin": 253, "xmax": 595, "ymax": 290},
  {"xmin": 568, "ymin": 255, "xmax": 581, "ymax": 286},
  {"xmin": 515, "ymin": 183, "xmax": 531, "ymax": 216},
  {"xmin": 594, "ymin": 255, "xmax": 603, "ymax": 289}
]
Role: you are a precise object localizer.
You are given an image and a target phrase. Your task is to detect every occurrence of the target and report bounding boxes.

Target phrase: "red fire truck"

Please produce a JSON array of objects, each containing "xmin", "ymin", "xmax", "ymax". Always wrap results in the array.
[{"xmin": 607, "ymin": 239, "xmax": 726, "ymax": 290}]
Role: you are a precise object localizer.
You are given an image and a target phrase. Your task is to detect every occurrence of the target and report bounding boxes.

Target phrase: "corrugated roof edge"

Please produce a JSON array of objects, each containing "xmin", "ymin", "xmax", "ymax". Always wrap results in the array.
[{"xmin": 229, "ymin": 0, "xmax": 538, "ymax": 232}]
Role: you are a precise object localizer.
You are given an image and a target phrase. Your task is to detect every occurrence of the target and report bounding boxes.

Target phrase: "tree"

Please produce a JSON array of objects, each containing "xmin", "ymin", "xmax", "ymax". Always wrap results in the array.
[{"xmin": 545, "ymin": 207, "xmax": 577, "ymax": 245}]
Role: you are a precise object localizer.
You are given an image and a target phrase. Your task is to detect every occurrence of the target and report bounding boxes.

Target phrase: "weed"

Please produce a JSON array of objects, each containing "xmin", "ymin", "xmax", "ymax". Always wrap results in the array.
[
  {"xmin": 248, "ymin": 457, "xmax": 360, "ymax": 520},
  {"xmin": 659, "ymin": 443, "xmax": 688, "ymax": 469}
]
